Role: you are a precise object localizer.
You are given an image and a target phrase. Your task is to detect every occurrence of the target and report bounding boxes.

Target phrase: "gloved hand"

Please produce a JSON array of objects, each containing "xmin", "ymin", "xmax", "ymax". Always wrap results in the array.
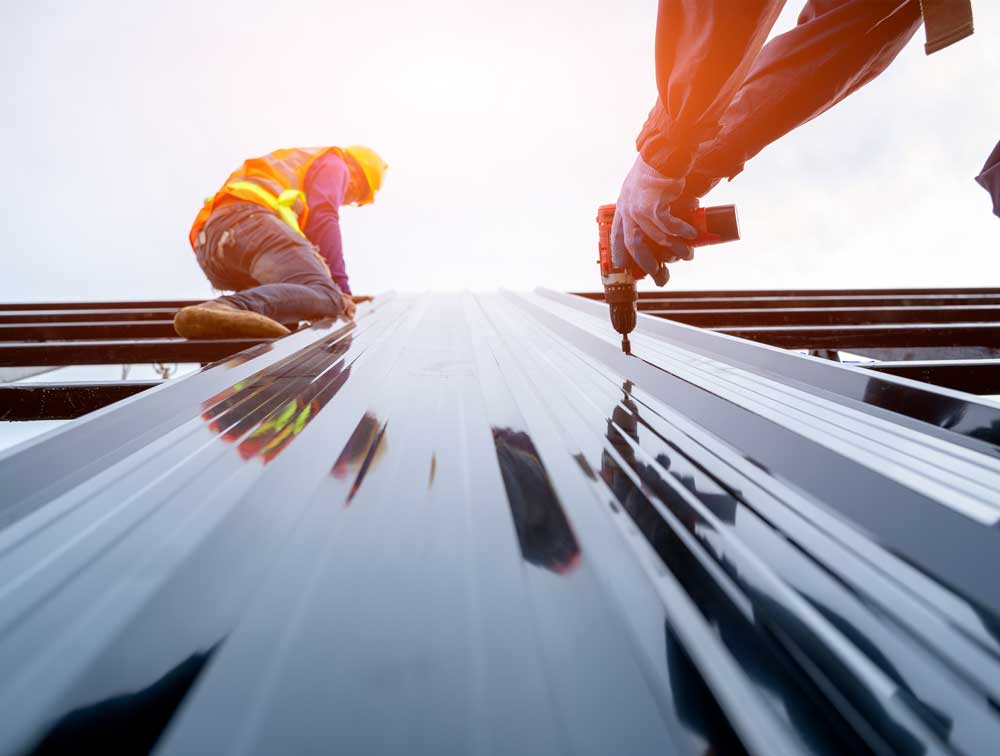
[
  {"xmin": 341, "ymin": 292, "xmax": 357, "ymax": 321},
  {"xmin": 611, "ymin": 155, "xmax": 698, "ymax": 286}
]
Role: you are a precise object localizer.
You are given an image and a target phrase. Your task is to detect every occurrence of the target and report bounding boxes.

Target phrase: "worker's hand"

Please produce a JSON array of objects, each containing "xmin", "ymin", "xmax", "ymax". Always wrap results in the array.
[
  {"xmin": 341, "ymin": 293, "xmax": 357, "ymax": 321},
  {"xmin": 612, "ymin": 155, "xmax": 698, "ymax": 286}
]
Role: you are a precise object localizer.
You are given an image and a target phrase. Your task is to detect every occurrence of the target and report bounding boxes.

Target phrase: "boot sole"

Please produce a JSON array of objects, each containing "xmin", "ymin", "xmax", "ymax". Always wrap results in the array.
[{"xmin": 173, "ymin": 306, "xmax": 291, "ymax": 340}]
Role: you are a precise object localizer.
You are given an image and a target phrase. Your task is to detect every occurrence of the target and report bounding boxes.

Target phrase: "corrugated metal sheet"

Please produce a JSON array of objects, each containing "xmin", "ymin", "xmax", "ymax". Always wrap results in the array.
[{"xmin": 1, "ymin": 290, "xmax": 999, "ymax": 756}]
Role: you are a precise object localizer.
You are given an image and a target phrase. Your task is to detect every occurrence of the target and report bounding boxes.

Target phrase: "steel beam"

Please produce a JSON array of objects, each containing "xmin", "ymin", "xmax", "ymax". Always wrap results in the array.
[
  {"xmin": 0, "ymin": 308, "xmax": 180, "ymax": 324},
  {"xmin": 0, "ymin": 381, "xmax": 159, "ymax": 421},
  {"xmin": 0, "ymin": 337, "xmax": 270, "ymax": 367},
  {"xmin": 0, "ymin": 297, "xmax": 372, "ymax": 324},
  {"xmin": 576, "ymin": 286, "xmax": 1000, "ymax": 298},
  {"xmin": 860, "ymin": 359, "xmax": 1000, "ymax": 395},
  {"xmin": 715, "ymin": 322, "xmax": 1000, "ymax": 349},
  {"xmin": 652, "ymin": 305, "xmax": 1000, "ymax": 327},
  {"xmin": 0, "ymin": 299, "xmax": 201, "ymax": 311},
  {"xmin": 0, "ymin": 321, "xmax": 178, "ymax": 341},
  {"xmin": 640, "ymin": 295, "xmax": 1000, "ymax": 310},
  {"xmin": 848, "ymin": 346, "xmax": 1000, "ymax": 361},
  {"xmin": 577, "ymin": 287, "xmax": 1000, "ymax": 310}
]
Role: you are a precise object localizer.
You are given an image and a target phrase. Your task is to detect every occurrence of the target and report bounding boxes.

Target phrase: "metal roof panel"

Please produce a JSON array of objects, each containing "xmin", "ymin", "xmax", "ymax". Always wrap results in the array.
[{"xmin": 1, "ymin": 291, "xmax": 999, "ymax": 755}]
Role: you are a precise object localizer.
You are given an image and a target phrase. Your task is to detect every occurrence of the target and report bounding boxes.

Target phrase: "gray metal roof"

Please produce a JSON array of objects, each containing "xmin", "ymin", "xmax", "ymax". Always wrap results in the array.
[{"xmin": 2, "ymin": 290, "xmax": 1000, "ymax": 755}]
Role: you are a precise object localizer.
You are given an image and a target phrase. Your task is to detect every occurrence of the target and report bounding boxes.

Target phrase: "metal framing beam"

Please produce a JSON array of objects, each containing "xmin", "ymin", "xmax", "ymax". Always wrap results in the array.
[
  {"xmin": 0, "ymin": 299, "xmax": 202, "ymax": 311},
  {"xmin": 714, "ymin": 322, "xmax": 1000, "ymax": 349},
  {"xmin": 640, "ymin": 295, "xmax": 1000, "ymax": 310},
  {"xmin": 860, "ymin": 359, "xmax": 1000, "ymax": 395},
  {"xmin": 0, "ymin": 321, "xmax": 177, "ymax": 341},
  {"xmin": 0, "ymin": 337, "xmax": 270, "ymax": 367},
  {"xmin": 576, "ymin": 285, "xmax": 1000, "ymax": 300},
  {"xmin": 653, "ymin": 305, "xmax": 1000, "ymax": 327},
  {"xmin": 0, "ymin": 309, "xmax": 181, "ymax": 324},
  {"xmin": 0, "ymin": 381, "xmax": 159, "ymax": 421},
  {"xmin": 848, "ymin": 346, "xmax": 1000, "ymax": 361}
]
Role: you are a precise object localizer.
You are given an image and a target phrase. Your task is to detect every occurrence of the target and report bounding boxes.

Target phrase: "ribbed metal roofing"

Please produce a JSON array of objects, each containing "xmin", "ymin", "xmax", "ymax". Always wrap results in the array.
[{"xmin": 1, "ymin": 290, "xmax": 999, "ymax": 755}]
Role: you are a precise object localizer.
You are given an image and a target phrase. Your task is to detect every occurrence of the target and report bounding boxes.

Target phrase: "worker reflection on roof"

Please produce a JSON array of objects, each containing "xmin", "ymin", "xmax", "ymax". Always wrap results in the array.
[
  {"xmin": 200, "ymin": 334, "xmax": 355, "ymax": 464},
  {"xmin": 332, "ymin": 412, "xmax": 389, "ymax": 505},
  {"xmin": 174, "ymin": 145, "xmax": 387, "ymax": 341},
  {"xmin": 492, "ymin": 427, "xmax": 582, "ymax": 575}
]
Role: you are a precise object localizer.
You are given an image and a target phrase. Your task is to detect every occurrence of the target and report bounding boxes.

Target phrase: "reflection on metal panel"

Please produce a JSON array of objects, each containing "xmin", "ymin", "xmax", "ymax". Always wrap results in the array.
[{"xmin": 1, "ymin": 291, "xmax": 999, "ymax": 756}]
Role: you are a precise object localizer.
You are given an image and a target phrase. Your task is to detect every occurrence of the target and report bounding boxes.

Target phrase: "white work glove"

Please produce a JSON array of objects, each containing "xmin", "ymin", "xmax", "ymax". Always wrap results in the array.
[{"xmin": 611, "ymin": 154, "xmax": 698, "ymax": 286}]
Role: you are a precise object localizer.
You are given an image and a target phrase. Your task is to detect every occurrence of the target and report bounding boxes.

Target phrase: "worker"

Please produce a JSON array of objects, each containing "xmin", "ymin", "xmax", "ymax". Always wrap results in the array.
[
  {"xmin": 977, "ymin": 139, "xmax": 1000, "ymax": 218},
  {"xmin": 175, "ymin": 145, "xmax": 387, "ymax": 339},
  {"xmin": 613, "ymin": 1, "xmax": 974, "ymax": 285}
]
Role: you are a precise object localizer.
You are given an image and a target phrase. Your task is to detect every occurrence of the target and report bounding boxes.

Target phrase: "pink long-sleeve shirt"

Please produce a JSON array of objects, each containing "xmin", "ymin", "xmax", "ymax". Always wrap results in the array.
[{"xmin": 303, "ymin": 152, "xmax": 352, "ymax": 294}]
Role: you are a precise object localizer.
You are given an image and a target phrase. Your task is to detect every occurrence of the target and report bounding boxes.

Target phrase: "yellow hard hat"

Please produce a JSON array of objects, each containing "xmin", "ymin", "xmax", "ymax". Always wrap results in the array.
[{"xmin": 344, "ymin": 145, "xmax": 387, "ymax": 205}]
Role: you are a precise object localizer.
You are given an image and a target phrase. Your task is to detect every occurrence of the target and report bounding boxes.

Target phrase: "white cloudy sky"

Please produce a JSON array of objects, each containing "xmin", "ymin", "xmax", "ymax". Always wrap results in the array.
[{"xmin": 1, "ymin": 0, "xmax": 998, "ymax": 301}]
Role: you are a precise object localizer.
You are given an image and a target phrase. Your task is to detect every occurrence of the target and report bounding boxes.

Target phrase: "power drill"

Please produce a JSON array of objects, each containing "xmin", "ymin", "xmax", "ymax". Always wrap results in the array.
[{"xmin": 597, "ymin": 202, "xmax": 740, "ymax": 354}]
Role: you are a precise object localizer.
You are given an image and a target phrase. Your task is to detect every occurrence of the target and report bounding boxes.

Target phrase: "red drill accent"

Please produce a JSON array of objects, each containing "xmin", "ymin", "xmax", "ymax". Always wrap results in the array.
[{"xmin": 596, "ymin": 204, "xmax": 616, "ymax": 275}]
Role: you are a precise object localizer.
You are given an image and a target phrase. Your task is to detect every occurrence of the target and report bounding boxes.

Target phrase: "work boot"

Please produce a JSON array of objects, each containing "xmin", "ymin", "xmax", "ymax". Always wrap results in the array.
[{"xmin": 173, "ymin": 300, "xmax": 291, "ymax": 340}]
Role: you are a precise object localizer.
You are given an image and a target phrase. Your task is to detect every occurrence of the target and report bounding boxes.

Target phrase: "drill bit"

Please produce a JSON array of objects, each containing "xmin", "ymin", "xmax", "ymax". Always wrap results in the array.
[{"xmin": 621, "ymin": 333, "xmax": 631, "ymax": 355}]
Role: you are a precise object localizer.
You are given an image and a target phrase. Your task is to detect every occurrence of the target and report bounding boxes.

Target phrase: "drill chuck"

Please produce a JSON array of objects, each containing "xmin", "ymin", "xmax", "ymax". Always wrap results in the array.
[
  {"xmin": 608, "ymin": 302, "xmax": 636, "ymax": 335},
  {"xmin": 602, "ymin": 277, "xmax": 637, "ymax": 355},
  {"xmin": 602, "ymin": 278, "xmax": 637, "ymax": 329},
  {"xmin": 609, "ymin": 302, "xmax": 636, "ymax": 354}
]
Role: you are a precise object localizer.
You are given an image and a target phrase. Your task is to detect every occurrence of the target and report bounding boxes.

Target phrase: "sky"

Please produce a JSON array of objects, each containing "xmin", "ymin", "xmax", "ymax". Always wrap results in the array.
[{"xmin": 1, "ymin": 0, "xmax": 998, "ymax": 300}]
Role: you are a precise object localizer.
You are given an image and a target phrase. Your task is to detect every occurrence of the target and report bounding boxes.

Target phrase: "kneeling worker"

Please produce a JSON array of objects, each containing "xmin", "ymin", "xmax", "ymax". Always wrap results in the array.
[{"xmin": 175, "ymin": 145, "xmax": 387, "ymax": 339}]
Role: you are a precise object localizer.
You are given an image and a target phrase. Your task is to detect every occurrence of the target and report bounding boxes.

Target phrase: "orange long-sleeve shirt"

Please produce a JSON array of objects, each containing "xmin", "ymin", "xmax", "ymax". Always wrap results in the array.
[{"xmin": 637, "ymin": 1, "xmax": 925, "ymax": 196}]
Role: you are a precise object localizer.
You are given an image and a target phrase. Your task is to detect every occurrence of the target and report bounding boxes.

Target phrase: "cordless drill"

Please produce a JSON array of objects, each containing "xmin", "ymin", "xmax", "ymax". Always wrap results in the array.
[{"xmin": 597, "ymin": 203, "xmax": 740, "ymax": 354}]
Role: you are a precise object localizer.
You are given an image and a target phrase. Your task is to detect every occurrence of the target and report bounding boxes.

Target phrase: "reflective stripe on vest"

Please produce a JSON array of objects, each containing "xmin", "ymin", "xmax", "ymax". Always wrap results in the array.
[{"xmin": 225, "ymin": 181, "xmax": 308, "ymax": 237}]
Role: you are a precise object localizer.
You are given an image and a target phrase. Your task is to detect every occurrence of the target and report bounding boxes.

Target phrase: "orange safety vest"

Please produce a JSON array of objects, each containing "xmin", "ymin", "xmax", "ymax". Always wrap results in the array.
[{"xmin": 189, "ymin": 146, "xmax": 346, "ymax": 249}]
